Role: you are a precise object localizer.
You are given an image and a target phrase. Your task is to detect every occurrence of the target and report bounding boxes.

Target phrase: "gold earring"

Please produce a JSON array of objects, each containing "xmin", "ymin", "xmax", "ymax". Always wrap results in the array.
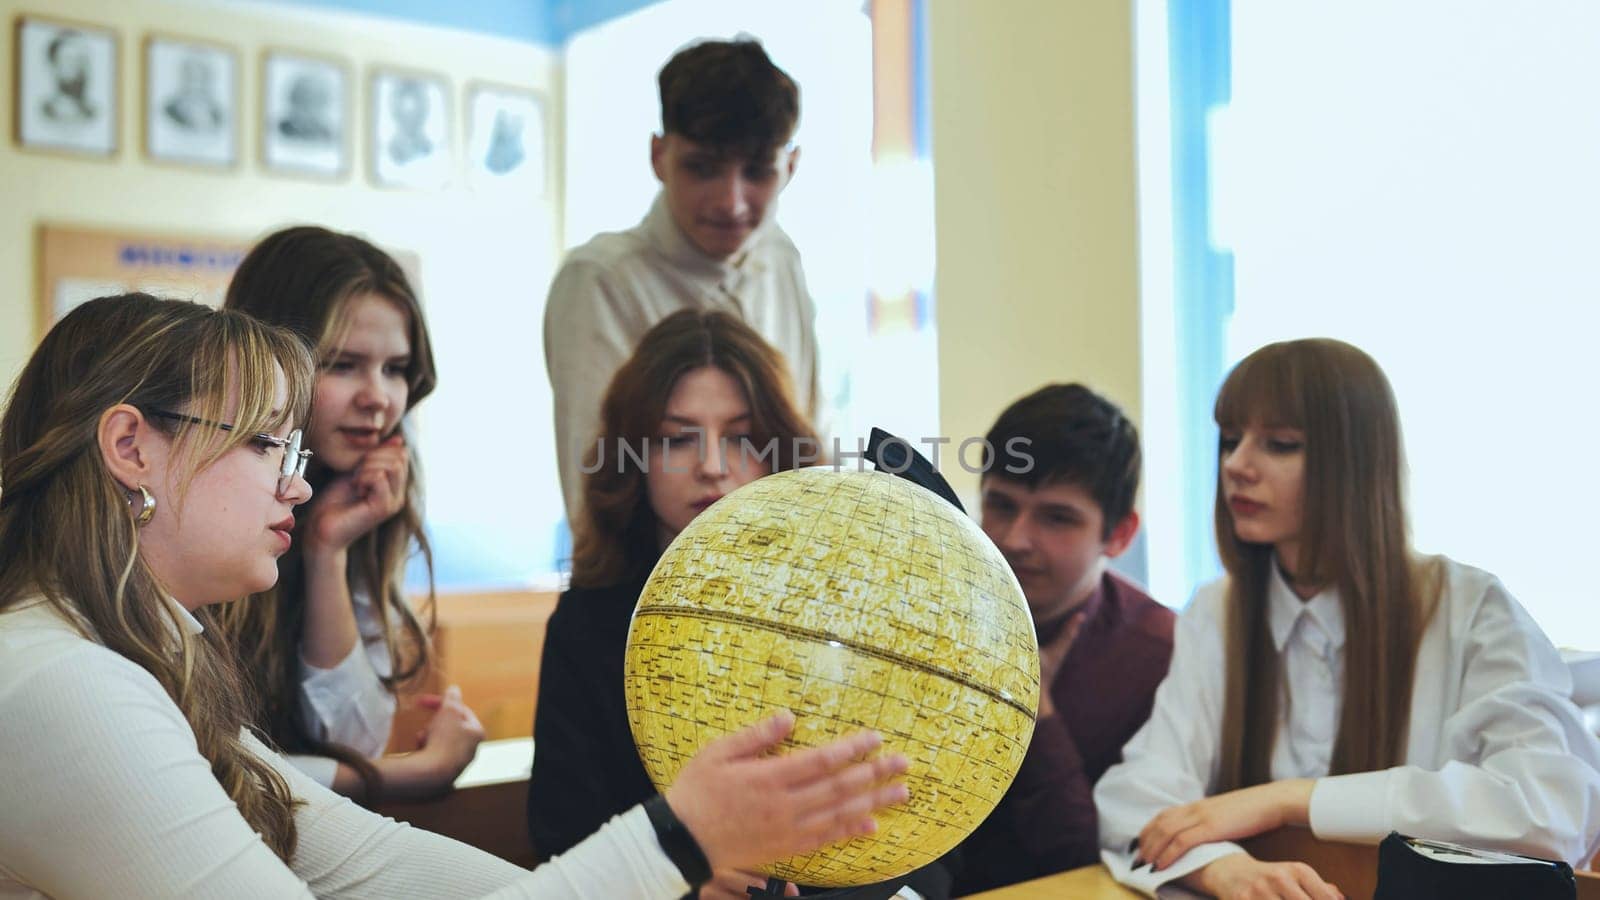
[{"xmin": 131, "ymin": 485, "xmax": 156, "ymax": 527}]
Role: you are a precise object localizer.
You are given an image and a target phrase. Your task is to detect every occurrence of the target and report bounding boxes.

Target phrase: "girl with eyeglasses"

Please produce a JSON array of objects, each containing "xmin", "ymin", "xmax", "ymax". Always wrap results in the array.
[
  {"xmin": 219, "ymin": 225, "xmax": 476, "ymax": 802},
  {"xmin": 1093, "ymin": 338, "xmax": 1600, "ymax": 899},
  {"xmin": 0, "ymin": 293, "xmax": 910, "ymax": 898}
]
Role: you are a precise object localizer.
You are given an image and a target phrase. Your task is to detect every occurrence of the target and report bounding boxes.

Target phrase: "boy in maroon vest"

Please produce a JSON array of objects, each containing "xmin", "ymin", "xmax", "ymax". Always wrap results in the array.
[{"xmin": 953, "ymin": 384, "xmax": 1176, "ymax": 894}]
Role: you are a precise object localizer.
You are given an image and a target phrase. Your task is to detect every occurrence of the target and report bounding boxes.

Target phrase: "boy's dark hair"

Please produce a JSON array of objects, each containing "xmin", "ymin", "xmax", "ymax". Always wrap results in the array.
[
  {"xmin": 658, "ymin": 38, "xmax": 799, "ymax": 158},
  {"xmin": 984, "ymin": 383, "xmax": 1141, "ymax": 539}
]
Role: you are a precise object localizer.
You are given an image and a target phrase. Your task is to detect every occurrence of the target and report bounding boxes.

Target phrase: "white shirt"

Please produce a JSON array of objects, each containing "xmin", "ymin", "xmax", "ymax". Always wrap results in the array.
[
  {"xmin": 1094, "ymin": 555, "xmax": 1600, "ymax": 897},
  {"xmin": 0, "ymin": 597, "xmax": 688, "ymax": 899},
  {"xmin": 543, "ymin": 193, "xmax": 823, "ymax": 523},
  {"xmin": 290, "ymin": 589, "xmax": 396, "ymax": 786}
]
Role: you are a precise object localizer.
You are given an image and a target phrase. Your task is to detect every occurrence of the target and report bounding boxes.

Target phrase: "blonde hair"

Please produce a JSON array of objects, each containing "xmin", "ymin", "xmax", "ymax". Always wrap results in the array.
[
  {"xmin": 0, "ymin": 294, "xmax": 316, "ymax": 858},
  {"xmin": 1211, "ymin": 338, "xmax": 1440, "ymax": 792}
]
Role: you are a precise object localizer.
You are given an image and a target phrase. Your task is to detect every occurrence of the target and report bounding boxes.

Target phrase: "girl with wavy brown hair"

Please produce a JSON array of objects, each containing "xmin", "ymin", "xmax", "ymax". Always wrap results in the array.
[
  {"xmin": 0, "ymin": 294, "xmax": 913, "ymax": 898},
  {"xmin": 531, "ymin": 309, "xmax": 834, "ymax": 899},
  {"xmin": 219, "ymin": 225, "xmax": 479, "ymax": 802},
  {"xmin": 1095, "ymin": 338, "xmax": 1600, "ymax": 900},
  {"xmin": 568, "ymin": 308, "xmax": 819, "ymax": 589}
]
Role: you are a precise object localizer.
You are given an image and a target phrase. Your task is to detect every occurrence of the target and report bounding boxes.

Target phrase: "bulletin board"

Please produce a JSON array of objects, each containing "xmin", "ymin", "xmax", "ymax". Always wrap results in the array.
[
  {"xmin": 34, "ymin": 223, "xmax": 422, "ymax": 339},
  {"xmin": 34, "ymin": 223, "xmax": 248, "ymax": 337}
]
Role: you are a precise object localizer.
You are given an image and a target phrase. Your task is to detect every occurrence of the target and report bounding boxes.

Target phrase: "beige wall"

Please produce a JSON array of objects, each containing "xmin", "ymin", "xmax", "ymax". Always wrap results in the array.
[
  {"xmin": 0, "ymin": 0, "xmax": 562, "ymax": 391},
  {"xmin": 0, "ymin": 0, "xmax": 569, "ymax": 570},
  {"xmin": 928, "ymin": 0, "xmax": 1141, "ymax": 504}
]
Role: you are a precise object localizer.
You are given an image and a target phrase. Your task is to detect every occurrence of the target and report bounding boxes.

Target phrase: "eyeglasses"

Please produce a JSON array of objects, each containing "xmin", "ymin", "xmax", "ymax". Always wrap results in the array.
[{"xmin": 150, "ymin": 410, "xmax": 313, "ymax": 496}]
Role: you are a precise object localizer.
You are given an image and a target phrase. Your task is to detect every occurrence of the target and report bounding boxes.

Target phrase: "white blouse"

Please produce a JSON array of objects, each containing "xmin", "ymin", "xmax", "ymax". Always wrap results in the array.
[
  {"xmin": 1094, "ymin": 555, "xmax": 1600, "ymax": 896},
  {"xmin": 290, "ymin": 589, "xmax": 396, "ymax": 786},
  {"xmin": 0, "ymin": 598, "xmax": 687, "ymax": 899}
]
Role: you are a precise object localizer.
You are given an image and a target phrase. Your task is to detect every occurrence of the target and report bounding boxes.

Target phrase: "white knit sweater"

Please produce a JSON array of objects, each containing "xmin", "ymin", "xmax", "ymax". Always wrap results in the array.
[{"xmin": 0, "ymin": 598, "xmax": 687, "ymax": 899}]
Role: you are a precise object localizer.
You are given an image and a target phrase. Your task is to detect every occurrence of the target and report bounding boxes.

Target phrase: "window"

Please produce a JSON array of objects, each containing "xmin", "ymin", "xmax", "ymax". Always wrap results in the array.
[{"xmin": 1144, "ymin": 0, "xmax": 1600, "ymax": 644}]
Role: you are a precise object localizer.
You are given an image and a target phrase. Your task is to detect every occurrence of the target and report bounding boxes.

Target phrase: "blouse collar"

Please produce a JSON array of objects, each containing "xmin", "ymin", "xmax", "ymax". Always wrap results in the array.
[{"xmin": 1266, "ymin": 557, "xmax": 1345, "ymax": 653}]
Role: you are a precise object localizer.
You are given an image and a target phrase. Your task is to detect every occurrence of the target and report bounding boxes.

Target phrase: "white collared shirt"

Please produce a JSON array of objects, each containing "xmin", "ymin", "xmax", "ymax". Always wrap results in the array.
[
  {"xmin": 0, "ymin": 597, "xmax": 687, "ymax": 899},
  {"xmin": 1272, "ymin": 576, "xmax": 1343, "ymax": 781},
  {"xmin": 290, "ymin": 589, "xmax": 397, "ymax": 786},
  {"xmin": 1094, "ymin": 555, "xmax": 1600, "ymax": 897},
  {"xmin": 543, "ymin": 193, "xmax": 824, "ymax": 522},
  {"xmin": 166, "ymin": 595, "xmax": 206, "ymax": 635}
]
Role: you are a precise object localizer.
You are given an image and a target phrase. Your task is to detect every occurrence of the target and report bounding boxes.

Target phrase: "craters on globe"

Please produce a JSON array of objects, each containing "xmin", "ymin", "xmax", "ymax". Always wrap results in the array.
[{"xmin": 625, "ymin": 467, "xmax": 1040, "ymax": 887}]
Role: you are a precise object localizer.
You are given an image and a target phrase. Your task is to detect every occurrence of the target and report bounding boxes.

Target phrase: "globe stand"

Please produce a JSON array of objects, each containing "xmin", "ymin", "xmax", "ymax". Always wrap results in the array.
[
  {"xmin": 865, "ymin": 427, "xmax": 965, "ymax": 513},
  {"xmin": 746, "ymin": 877, "xmax": 910, "ymax": 899}
]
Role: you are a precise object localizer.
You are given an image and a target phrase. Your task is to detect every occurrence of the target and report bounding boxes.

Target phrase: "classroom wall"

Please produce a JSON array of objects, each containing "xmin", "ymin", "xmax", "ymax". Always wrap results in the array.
[
  {"xmin": 0, "ymin": 0, "xmax": 567, "ymax": 582},
  {"xmin": 927, "ymin": 0, "xmax": 1142, "ymax": 506},
  {"xmin": 0, "ymin": 0, "xmax": 561, "ymax": 399}
]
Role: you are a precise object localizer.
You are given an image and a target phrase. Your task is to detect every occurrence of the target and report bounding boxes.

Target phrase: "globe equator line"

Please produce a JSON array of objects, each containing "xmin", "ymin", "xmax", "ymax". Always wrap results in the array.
[{"xmin": 633, "ymin": 604, "xmax": 1035, "ymax": 720}]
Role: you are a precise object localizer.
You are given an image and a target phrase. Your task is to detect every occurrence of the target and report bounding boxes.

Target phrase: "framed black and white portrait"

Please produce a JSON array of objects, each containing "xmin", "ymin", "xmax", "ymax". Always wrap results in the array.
[
  {"xmin": 466, "ymin": 82, "xmax": 545, "ymax": 193},
  {"xmin": 13, "ymin": 15, "xmax": 118, "ymax": 157},
  {"xmin": 261, "ymin": 50, "xmax": 349, "ymax": 178},
  {"xmin": 144, "ymin": 36, "xmax": 238, "ymax": 168},
  {"xmin": 369, "ymin": 69, "xmax": 450, "ymax": 189}
]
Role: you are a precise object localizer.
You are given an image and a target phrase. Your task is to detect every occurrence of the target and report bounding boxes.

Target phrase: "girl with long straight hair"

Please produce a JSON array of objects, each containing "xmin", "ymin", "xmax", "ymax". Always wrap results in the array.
[
  {"xmin": 0, "ymin": 294, "xmax": 912, "ymax": 898},
  {"xmin": 219, "ymin": 225, "xmax": 477, "ymax": 801},
  {"xmin": 1094, "ymin": 338, "xmax": 1600, "ymax": 899}
]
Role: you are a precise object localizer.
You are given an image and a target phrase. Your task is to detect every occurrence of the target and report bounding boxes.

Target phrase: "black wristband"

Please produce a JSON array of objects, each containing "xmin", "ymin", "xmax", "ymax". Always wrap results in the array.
[{"xmin": 643, "ymin": 794, "xmax": 713, "ymax": 888}]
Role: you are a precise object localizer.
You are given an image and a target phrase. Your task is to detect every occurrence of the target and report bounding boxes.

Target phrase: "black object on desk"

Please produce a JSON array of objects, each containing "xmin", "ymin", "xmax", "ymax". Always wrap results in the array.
[{"xmin": 1373, "ymin": 831, "xmax": 1574, "ymax": 900}]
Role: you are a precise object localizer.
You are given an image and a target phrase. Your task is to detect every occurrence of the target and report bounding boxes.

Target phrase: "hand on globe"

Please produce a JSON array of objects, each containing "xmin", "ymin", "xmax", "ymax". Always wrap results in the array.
[{"xmin": 664, "ymin": 711, "xmax": 910, "ymax": 873}]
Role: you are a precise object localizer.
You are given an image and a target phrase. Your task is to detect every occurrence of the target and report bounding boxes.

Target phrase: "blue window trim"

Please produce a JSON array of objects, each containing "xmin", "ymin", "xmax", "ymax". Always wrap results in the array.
[
  {"xmin": 911, "ymin": 0, "xmax": 932, "ymax": 159},
  {"xmin": 912, "ymin": 0, "xmax": 933, "ymax": 328},
  {"xmin": 1168, "ymin": 0, "xmax": 1234, "ymax": 596},
  {"xmin": 546, "ymin": 0, "xmax": 669, "ymax": 46},
  {"xmin": 245, "ymin": 0, "xmax": 669, "ymax": 47}
]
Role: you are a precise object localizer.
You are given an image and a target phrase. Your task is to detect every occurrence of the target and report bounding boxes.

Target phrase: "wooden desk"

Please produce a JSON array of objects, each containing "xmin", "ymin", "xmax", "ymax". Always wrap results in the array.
[
  {"xmin": 374, "ymin": 736, "xmax": 536, "ymax": 867},
  {"xmin": 961, "ymin": 829, "xmax": 1600, "ymax": 899},
  {"xmin": 1240, "ymin": 829, "xmax": 1377, "ymax": 898},
  {"xmin": 373, "ymin": 590, "xmax": 556, "ymax": 867},
  {"xmin": 961, "ymin": 865, "xmax": 1137, "ymax": 898}
]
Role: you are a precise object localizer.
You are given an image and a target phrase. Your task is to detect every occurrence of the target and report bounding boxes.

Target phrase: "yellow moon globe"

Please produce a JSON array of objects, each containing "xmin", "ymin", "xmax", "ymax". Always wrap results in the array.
[{"xmin": 624, "ymin": 467, "xmax": 1040, "ymax": 887}]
